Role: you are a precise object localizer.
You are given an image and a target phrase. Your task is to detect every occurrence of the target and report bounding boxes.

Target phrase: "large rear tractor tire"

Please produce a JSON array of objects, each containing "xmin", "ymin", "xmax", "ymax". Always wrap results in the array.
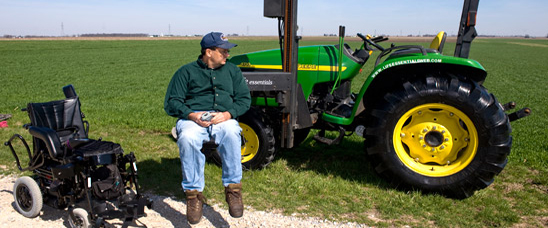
[
  {"xmin": 364, "ymin": 75, "xmax": 511, "ymax": 199},
  {"xmin": 212, "ymin": 111, "xmax": 276, "ymax": 170}
]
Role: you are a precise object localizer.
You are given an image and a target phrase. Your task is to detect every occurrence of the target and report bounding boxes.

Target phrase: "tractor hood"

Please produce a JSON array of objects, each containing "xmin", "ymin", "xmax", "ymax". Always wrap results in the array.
[{"xmin": 229, "ymin": 44, "xmax": 364, "ymax": 99}]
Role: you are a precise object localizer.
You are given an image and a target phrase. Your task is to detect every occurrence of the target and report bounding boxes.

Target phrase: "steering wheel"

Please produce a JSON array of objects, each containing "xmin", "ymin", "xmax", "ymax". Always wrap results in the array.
[{"xmin": 357, "ymin": 33, "xmax": 385, "ymax": 51}]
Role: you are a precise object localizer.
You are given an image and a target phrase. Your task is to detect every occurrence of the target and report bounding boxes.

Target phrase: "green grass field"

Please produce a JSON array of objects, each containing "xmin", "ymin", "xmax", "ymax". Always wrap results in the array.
[{"xmin": 1, "ymin": 37, "xmax": 547, "ymax": 227}]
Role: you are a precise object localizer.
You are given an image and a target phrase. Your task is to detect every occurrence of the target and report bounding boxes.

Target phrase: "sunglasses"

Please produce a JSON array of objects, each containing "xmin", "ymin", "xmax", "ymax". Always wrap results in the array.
[{"xmin": 211, "ymin": 48, "xmax": 230, "ymax": 55}]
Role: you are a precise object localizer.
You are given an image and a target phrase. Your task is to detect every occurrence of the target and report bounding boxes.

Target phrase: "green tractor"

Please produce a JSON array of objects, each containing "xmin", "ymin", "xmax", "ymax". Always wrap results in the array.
[{"xmin": 224, "ymin": 0, "xmax": 529, "ymax": 198}]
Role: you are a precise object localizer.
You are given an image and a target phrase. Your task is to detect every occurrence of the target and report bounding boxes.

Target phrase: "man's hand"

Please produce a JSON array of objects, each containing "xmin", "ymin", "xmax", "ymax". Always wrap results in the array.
[
  {"xmin": 210, "ymin": 111, "xmax": 232, "ymax": 125},
  {"xmin": 188, "ymin": 112, "xmax": 212, "ymax": 127},
  {"xmin": 188, "ymin": 111, "xmax": 232, "ymax": 127}
]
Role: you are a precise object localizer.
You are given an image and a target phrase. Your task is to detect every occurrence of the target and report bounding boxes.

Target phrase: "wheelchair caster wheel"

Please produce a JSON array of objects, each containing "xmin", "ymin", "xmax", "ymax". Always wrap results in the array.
[
  {"xmin": 69, "ymin": 208, "xmax": 91, "ymax": 228},
  {"xmin": 13, "ymin": 176, "xmax": 43, "ymax": 218}
]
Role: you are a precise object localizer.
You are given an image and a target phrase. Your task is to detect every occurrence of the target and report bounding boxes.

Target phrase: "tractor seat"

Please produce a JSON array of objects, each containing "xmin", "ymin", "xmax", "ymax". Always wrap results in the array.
[
  {"xmin": 389, "ymin": 31, "xmax": 447, "ymax": 57},
  {"xmin": 429, "ymin": 31, "xmax": 447, "ymax": 53}
]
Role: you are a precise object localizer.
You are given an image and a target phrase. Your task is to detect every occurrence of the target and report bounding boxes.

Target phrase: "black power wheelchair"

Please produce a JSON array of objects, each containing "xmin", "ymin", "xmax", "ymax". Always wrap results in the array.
[{"xmin": 4, "ymin": 85, "xmax": 152, "ymax": 228}]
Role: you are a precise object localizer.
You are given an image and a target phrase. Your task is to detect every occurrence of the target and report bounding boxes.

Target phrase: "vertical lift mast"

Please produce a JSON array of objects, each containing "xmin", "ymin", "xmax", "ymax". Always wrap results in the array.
[
  {"xmin": 243, "ymin": 0, "xmax": 310, "ymax": 148},
  {"xmin": 455, "ymin": 0, "xmax": 480, "ymax": 58}
]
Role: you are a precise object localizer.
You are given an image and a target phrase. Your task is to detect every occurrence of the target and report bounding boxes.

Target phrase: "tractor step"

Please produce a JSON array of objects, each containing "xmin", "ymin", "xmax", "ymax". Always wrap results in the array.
[{"xmin": 313, "ymin": 127, "xmax": 345, "ymax": 145}]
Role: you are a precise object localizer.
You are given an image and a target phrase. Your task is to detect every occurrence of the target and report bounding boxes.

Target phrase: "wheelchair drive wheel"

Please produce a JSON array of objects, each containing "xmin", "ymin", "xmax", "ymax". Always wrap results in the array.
[
  {"xmin": 69, "ymin": 208, "xmax": 91, "ymax": 228},
  {"xmin": 13, "ymin": 176, "xmax": 43, "ymax": 218}
]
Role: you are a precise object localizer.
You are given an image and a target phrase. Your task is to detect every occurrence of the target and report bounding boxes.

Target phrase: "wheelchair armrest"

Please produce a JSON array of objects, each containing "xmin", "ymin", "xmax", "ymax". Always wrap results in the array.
[
  {"xmin": 28, "ymin": 126, "xmax": 63, "ymax": 159},
  {"xmin": 66, "ymin": 138, "xmax": 91, "ymax": 150}
]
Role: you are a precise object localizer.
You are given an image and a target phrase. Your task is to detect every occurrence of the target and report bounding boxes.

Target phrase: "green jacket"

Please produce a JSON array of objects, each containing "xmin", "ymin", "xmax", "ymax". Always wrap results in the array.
[{"xmin": 164, "ymin": 57, "xmax": 251, "ymax": 119}]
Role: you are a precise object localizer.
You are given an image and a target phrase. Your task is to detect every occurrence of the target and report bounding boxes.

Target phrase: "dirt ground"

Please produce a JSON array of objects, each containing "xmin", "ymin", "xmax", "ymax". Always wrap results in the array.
[{"xmin": 0, "ymin": 175, "xmax": 370, "ymax": 228}]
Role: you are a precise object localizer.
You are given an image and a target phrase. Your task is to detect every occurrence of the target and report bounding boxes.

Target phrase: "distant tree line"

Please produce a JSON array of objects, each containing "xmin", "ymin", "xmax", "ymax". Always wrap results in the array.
[
  {"xmin": 80, "ymin": 33, "xmax": 148, "ymax": 37},
  {"xmin": 3, "ymin": 35, "xmax": 65, "ymax": 38},
  {"xmin": 3, "ymin": 33, "xmax": 149, "ymax": 38}
]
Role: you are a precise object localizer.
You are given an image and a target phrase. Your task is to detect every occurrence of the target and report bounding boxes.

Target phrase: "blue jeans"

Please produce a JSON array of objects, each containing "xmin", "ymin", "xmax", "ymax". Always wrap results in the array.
[{"xmin": 176, "ymin": 118, "xmax": 242, "ymax": 192}]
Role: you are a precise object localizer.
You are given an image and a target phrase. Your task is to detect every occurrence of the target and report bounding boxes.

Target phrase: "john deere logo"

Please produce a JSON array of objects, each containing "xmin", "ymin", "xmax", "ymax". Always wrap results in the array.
[{"xmin": 220, "ymin": 34, "xmax": 228, "ymax": 41}]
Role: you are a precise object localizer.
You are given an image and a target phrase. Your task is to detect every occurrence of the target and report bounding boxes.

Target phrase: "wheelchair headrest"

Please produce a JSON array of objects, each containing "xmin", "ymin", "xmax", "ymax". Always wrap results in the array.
[{"xmin": 63, "ymin": 84, "xmax": 78, "ymax": 99}]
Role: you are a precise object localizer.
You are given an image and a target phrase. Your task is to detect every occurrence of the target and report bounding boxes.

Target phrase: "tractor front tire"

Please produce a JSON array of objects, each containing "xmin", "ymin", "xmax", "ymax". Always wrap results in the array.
[
  {"xmin": 211, "ymin": 111, "xmax": 276, "ymax": 170},
  {"xmin": 365, "ymin": 75, "xmax": 511, "ymax": 198}
]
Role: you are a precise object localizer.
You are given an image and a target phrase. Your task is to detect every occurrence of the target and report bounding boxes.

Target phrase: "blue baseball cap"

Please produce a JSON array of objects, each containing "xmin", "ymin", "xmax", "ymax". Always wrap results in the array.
[{"xmin": 200, "ymin": 32, "xmax": 237, "ymax": 49}]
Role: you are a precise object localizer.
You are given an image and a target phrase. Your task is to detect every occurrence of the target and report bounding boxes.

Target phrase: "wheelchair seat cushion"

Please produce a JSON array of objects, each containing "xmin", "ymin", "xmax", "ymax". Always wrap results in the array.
[{"xmin": 74, "ymin": 139, "xmax": 123, "ymax": 157}]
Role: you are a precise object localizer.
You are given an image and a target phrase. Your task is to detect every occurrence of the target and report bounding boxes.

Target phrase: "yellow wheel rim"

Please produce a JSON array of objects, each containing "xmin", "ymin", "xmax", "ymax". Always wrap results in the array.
[
  {"xmin": 240, "ymin": 123, "xmax": 259, "ymax": 163},
  {"xmin": 393, "ymin": 103, "xmax": 478, "ymax": 177}
]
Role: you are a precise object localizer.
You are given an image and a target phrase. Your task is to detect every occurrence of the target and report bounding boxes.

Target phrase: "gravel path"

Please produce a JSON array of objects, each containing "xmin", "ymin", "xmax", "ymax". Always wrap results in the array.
[{"xmin": 0, "ymin": 175, "xmax": 370, "ymax": 227}]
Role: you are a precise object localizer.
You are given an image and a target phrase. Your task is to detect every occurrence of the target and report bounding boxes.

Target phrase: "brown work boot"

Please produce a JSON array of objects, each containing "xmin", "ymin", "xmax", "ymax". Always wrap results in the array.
[
  {"xmin": 185, "ymin": 190, "xmax": 206, "ymax": 224},
  {"xmin": 225, "ymin": 183, "xmax": 244, "ymax": 218}
]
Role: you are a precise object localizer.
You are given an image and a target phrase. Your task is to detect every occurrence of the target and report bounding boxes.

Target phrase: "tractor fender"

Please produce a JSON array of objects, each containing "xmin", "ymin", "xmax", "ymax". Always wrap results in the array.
[{"xmin": 353, "ymin": 60, "xmax": 487, "ymax": 118}]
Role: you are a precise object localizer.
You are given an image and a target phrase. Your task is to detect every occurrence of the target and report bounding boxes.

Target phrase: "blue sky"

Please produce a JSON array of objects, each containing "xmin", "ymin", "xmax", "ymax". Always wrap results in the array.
[{"xmin": 1, "ymin": 0, "xmax": 546, "ymax": 37}]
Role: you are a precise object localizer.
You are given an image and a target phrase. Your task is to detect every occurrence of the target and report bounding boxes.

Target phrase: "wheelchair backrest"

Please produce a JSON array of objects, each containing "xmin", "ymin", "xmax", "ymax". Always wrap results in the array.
[{"xmin": 27, "ymin": 97, "xmax": 88, "ymax": 144}]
